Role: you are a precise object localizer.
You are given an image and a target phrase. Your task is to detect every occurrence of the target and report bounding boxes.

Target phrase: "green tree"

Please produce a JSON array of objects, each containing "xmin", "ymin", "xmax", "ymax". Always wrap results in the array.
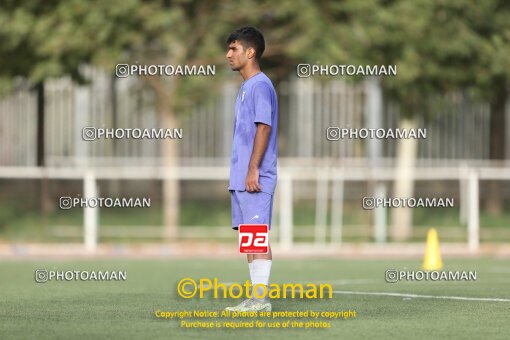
[
  {"xmin": 422, "ymin": 0, "xmax": 510, "ymax": 214},
  {"xmin": 332, "ymin": 0, "xmax": 510, "ymax": 237},
  {"xmin": 0, "ymin": 0, "xmax": 343, "ymax": 237},
  {"xmin": 0, "ymin": 0, "xmax": 232, "ymax": 237}
]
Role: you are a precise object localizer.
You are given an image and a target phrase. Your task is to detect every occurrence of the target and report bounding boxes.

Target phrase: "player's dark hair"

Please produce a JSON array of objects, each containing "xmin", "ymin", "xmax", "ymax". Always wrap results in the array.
[{"xmin": 226, "ymin": 26, "xmax": 265, "ymax": 60}]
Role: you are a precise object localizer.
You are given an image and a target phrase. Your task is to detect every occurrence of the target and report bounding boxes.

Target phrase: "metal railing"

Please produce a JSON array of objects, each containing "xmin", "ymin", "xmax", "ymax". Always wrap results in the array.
[{"xmin": 0, "ymin": 164, "xmax": 507, "ymax": 253}]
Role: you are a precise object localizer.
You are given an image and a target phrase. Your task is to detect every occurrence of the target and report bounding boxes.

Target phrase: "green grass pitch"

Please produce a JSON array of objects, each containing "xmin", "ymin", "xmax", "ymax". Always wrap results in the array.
[{"xmin": 0, "ymin": 258, "xmax": 509, "ymax": 339}]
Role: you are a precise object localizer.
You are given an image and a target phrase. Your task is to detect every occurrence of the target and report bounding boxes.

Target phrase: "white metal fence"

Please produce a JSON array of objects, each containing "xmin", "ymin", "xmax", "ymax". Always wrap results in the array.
[
  {"xmin": 1, "ymin": 68, "xmax": 509, "ymax": 166},
  {"xmin": 0, "ymin": 164, "xmax": 506, "ymax": 252}
]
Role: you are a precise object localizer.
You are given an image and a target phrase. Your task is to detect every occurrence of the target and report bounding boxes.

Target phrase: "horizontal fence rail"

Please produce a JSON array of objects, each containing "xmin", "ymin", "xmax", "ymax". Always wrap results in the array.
[{"xmin": 0, "ymin": 165, "xmax": 507, "ymax": 253}]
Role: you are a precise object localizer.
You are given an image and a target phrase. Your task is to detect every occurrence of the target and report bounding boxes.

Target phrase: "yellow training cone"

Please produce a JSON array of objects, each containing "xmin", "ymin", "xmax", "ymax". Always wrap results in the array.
[{"xmin": 422, "ymin": 228, "xmax": 443, "ymax": 270}]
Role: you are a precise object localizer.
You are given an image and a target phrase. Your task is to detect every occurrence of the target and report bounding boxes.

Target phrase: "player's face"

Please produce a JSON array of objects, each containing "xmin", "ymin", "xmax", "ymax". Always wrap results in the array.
[{"xmin": 226, "ymin": 41, "xmax": 249, "ymax": 71}]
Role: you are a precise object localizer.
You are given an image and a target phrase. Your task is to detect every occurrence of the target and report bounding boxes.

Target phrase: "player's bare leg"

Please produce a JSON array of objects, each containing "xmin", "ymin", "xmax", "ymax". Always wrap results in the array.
[{"xmin": 248, "ymin": 244, "xmax": 272, "ymax": 261}]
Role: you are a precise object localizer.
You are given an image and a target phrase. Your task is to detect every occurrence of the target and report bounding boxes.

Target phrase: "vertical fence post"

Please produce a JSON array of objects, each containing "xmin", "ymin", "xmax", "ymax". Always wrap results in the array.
[
  {"xmin": 374, "ymin": 183, "xmax": 387, "ymax": 244},
  {"xmin": 468, "ymin": 170, "xmax": 479, "ymax": 252},
  {"xmin": 279, "ymin": 174, "xmax": 293, "ymax": 250},
  {"xmin": 330, "ymin": 171, "xmax": 344, "ymax": 245},
  {"xmin": 459, "ymin": 164, "xmax": 469, "ymax": 225},
  {"xmin": 84, "ymin": 170, "xmax": 98, "ymax": 252},
  {"xmin": 315, "ymin": 170, "xmax": 328, "ymax": 246}
]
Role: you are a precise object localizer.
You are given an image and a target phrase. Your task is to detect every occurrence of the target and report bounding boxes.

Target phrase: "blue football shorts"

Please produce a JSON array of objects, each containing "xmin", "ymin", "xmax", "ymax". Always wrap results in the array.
[{"xmin": 230, "ymin": 190, "xmax": 274, "ymax": 230}]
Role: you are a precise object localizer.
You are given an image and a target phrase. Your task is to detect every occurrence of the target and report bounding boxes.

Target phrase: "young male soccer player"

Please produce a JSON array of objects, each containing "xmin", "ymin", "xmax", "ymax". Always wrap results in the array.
[{"xmin": 224, "ymin": 27, "xmax": 278, "ymax": 312}]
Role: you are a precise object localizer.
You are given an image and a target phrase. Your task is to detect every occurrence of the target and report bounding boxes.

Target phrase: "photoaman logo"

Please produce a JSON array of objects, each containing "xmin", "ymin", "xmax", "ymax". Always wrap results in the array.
[{"xmin": 177, "ymin": 278, "xmax": 333, "ymax": 299}]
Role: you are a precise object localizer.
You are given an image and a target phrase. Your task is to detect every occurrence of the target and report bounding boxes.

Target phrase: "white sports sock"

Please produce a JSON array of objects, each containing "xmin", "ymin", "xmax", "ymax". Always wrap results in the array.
[{"xmin": 251, "ymin": 259, "xmax": 272, "ymax": 301}]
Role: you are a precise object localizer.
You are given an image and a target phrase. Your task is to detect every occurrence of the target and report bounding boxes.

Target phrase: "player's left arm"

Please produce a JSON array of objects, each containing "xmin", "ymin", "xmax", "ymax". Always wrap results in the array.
[{"xmin": 246, "ymin": 123, "xmax": 271, "ymax": 192}]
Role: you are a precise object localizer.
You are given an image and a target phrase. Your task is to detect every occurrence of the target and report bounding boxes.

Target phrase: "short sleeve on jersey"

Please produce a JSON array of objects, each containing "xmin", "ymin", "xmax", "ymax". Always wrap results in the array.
[{"xmin": 253, "ymin": 82, "xmax": 273, "ymax": 126}]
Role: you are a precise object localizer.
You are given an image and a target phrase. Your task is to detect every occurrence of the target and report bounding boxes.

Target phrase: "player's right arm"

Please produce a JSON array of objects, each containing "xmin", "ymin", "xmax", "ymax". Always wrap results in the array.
[{"xmin": 246, "ymin": 123, "xmax": 271, "ymax": 192}]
